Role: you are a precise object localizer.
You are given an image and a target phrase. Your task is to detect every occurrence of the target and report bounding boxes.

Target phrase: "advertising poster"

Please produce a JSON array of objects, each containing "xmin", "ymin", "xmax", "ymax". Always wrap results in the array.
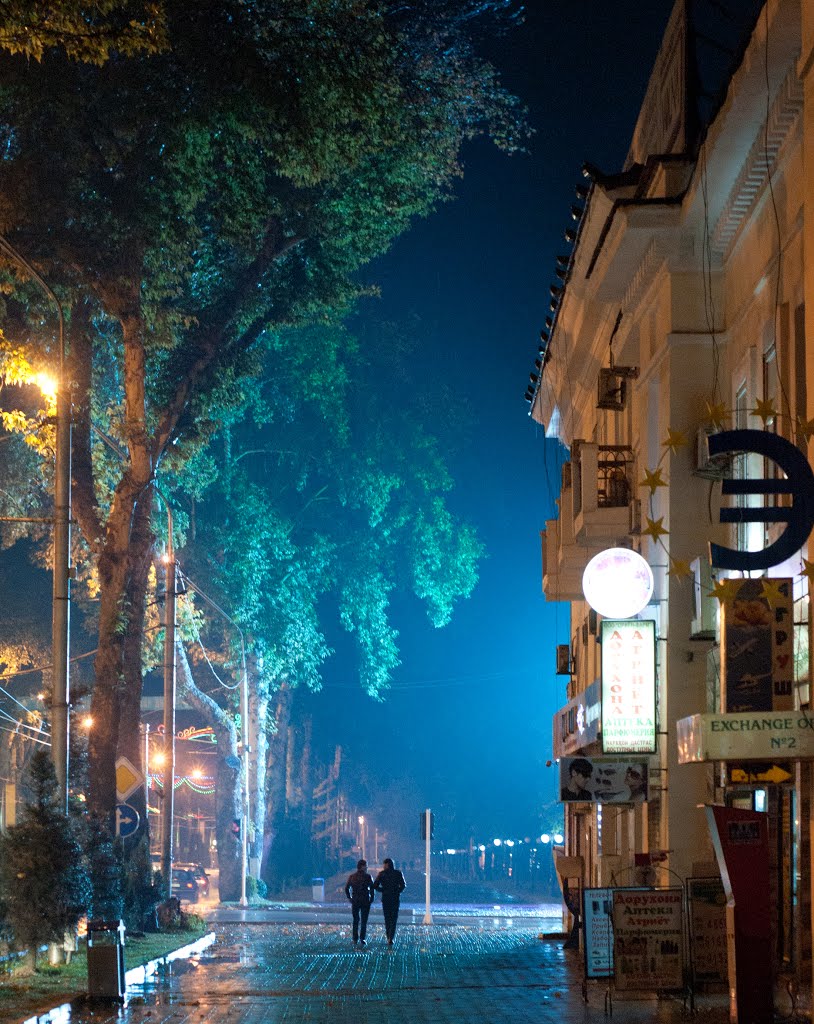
[
  {"xmin": 559, "ymin": 756, "xmax": 649, "ymax": 804},
  {"xmin": 612, "ymin": 888, "xmax": 684, "ymax": 991},
  {"xmin": 721, "ymin": 577, "xmax": 793, "ymax": 713},
  {"xmin": 601, "ymin": 619, "xmax": 656, "ymax": 754},
  {"xmin": 583, "ymin": 888, "xmax": 615, "ymax": 978},
  {"xmin": 687, "ymin": 877, "xmax": 728, "ymax": 985}
]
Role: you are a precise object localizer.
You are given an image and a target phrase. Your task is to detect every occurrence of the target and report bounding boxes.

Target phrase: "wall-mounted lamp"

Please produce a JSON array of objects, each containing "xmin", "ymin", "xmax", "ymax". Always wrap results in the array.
[
  {"xmin": 570, "ymin": 204, "xmax": 584, "ymax": 221},
  {"xmin": 564, "ymin": 228, "xmax": 576, "ymax": 243}
]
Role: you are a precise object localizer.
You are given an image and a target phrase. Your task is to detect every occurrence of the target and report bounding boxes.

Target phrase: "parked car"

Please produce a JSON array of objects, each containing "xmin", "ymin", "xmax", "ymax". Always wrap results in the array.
[
  {"xmin": 176, "ymin": 861, "xmax": 210, "ymax": 898},
  {"xmin": 171, "ymin": 867, "xmax": 199, "ymax": 903}
]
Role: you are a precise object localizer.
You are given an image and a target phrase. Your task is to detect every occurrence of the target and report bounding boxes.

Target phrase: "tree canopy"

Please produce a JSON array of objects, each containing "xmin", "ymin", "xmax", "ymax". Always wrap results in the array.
[{"xmin": 0, "ymin": 0, "xmax": 525, "ymax": 833}]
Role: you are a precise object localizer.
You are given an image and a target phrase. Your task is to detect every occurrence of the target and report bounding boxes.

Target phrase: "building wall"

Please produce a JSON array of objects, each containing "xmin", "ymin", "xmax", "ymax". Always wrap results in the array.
[{"xmin": 539, "ymin": 0, "xmax": 811, "ymax": 984}]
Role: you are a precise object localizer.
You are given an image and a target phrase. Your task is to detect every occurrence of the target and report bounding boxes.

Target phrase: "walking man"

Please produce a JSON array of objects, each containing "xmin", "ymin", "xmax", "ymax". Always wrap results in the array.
[
  {"xmin": 373, "ymin": 857, "xmax": 406, "ymax": 946},
  {"xmin": 345, "ymin": 858, "xmax": 375, "ymax": 947}
]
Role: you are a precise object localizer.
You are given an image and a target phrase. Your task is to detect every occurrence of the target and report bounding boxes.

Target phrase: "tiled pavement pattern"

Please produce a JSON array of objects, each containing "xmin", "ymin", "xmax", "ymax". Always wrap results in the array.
[{"xmin": 41, "ymin": 921, "xmax": 743, "ymax": 1024}]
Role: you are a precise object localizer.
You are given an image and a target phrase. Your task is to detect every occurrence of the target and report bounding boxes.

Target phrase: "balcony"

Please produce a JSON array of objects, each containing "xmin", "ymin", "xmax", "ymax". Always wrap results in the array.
[
  {"xmin": 572, "ymin": 442, "xmax": 637, "ymax": 544},
  {"xmin": 541, "ymin": 446, "xmax": 638, "ymax": 603}
]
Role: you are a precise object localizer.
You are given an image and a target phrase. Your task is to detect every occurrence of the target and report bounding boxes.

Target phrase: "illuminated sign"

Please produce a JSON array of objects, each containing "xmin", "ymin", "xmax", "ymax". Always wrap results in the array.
[
  {"xmin": 582, "ymin": 547, "xmax": 653, "ymax": 619},
  {"xmin": 708, "ymin": 429, "xmax": 814, "ymax": 571},
  {"xmin": 720, "ymin": 577, "xmax": 793, "ymax": 713},
  {"xmin": 553, "ymin": 680, "xmax": 601, "ymax": 758},
  {"xmin": 677, "ymin": 711, "xmax": 814, "ymax": 762},
  {"xmin": 601, "ymin": 620, "xmax": 656, "ymax": 754}
]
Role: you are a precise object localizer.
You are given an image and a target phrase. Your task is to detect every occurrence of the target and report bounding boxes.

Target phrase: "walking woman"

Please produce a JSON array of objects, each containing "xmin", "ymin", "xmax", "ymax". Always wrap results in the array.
[{"xmin": 373, "ymin": 858, "xmax": 406, "ymax": 946}]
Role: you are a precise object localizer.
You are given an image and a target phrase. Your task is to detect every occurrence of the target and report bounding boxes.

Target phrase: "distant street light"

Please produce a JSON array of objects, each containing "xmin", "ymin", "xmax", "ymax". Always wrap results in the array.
[{"xmin": 0, "ymin": 234, "xmax": 71, "ymax": 813}]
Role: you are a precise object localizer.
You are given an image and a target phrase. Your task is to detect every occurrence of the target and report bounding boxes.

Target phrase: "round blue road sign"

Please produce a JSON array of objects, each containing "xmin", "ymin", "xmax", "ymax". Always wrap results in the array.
[{"xmin": 116, "ymin": 802, "xmax": 140, "ymax": 838}]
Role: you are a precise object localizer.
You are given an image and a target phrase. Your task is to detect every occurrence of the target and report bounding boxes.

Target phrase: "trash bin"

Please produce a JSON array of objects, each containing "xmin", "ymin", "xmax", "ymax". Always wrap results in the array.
[
  {"xmin": 311, "ymin": 877, "xmax": 325, "ymax": 901},
  {"xmin": 87, "ymin": 919, "xmax": 126, "ymax": 1000}
]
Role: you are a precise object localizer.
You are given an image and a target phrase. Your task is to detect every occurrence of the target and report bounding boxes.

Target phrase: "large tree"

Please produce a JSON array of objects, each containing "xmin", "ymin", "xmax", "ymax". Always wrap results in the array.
[
  {"xmin": 156, "ymin": 316, "xmax": 483, "ymax": 899},
  {"xmin": 0, "ymin": 0, "xmax": 524, "ymax": 853}
]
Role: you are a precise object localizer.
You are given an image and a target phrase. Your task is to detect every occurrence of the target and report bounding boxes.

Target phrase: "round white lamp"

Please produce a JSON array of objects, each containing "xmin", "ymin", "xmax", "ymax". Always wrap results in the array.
[{"xmin": 582, "ymin": 547, "xmax": 654, "ymax": 619}]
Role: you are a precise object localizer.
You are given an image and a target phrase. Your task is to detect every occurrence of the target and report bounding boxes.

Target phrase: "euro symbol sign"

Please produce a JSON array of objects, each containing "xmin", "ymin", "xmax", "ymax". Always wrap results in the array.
[{"xmin": 709, "ymin": 429, "xmax": 814, "ymax": 570}]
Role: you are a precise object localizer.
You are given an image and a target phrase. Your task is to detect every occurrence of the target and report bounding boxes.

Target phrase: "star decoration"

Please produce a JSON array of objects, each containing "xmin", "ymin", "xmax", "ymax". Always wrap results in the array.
[
  {"xmin": 796, "ymin": 416, "xmax": 814, "ymax": 445},
  {"xmin": 760, "ymin": 577, "xmax": 787, "ymax": 610},
  {"xmin": 668, "ymin": 558, "xmax": 693, "ymax": 581},
  {"xmin": 640, "ymin": 467, "xmax": 668, "ymax": 495},
  {"xmin": 801, "ymin": 558, "xmax": 814, "ymax": 585},
  {"xmin": 642, "ymin": 516, "xmax": 668, "ymax": 543},
  {"xmin": 661, "ymin": 428, "xmax": 688, "ymax": 455},
  {"xmin": 703, "ymin": 401, "xmax": 729, "ymax": 430},
  {"xmin": 711, "ymin": 578, "xmax": 737, "ymax": 604},
  {"xmin": 751, "ymin": 397, "xmax": 777, "ymax": 427}
]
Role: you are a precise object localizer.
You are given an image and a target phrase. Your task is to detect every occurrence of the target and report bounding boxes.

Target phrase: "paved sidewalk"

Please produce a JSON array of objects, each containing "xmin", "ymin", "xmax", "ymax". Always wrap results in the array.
[{"xmin": 28, "ymin": 918, "xmax": 744, "ymax": 1024}]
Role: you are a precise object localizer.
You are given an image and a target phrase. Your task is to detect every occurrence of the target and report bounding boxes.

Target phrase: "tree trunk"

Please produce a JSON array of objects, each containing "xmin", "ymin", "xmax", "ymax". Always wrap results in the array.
[
  {"xmin": 176, "ymin": 642, "xmax": 242, "ymax": 902},
  {"xmin": 248, "ymin": 654, "xmax": 269, "ymax": 879},
  {"xmin": 261, "ymin": 684, "xmax": 291, "ymax": 888}
]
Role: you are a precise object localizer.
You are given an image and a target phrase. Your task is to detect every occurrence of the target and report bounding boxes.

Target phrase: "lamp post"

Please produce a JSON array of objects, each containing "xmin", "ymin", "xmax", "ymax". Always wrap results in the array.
[
  {"xmin": 161, "ymin": 527, "xmax": 176, "ymax": 899},
  {"xmin": 0, "ymin": 235, "xmax": 71, "ymax": 812}
]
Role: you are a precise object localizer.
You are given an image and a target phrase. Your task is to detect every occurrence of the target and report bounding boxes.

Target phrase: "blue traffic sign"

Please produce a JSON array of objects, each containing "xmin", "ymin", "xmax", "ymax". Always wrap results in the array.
[{"xmin": 115, "ymin": 802, "xmax": 140, "ymax": 838}]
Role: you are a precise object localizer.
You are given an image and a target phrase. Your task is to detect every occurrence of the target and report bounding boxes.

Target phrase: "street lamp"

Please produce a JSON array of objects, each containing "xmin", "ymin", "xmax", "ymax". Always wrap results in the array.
[{"xmin": 0, "ymin": 235, "xmax": 71, "ymax": 813}]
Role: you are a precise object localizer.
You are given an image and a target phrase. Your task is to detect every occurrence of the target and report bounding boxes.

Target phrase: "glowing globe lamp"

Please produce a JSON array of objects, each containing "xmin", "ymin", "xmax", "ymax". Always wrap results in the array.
[{"xmin": 582, "ymin": 547, "xmax": 653, "ymax": 619}]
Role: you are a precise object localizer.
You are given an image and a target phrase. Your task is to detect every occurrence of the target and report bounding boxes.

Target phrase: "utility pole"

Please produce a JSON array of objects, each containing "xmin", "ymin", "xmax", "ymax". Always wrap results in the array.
[
  {"xmin": 0, "ymin": 235, "xmax": 72, "ymax": 813},
  {"xmin": 423, "ymin": 808, "xmax": 433, "ymax": 925},
  {"xmin": 52, "ymin": 357, "xmax": 71, "ymax": 814},
  {"xmin": 161, "ymin": 535, "xmax": 176, "ymax": 898}
]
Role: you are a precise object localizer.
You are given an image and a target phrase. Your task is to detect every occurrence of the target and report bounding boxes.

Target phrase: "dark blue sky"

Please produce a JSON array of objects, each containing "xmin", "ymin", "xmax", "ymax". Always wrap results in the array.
[{"xmin": 300, "ymin": 0, "xmax": 679, "ymax": 845}]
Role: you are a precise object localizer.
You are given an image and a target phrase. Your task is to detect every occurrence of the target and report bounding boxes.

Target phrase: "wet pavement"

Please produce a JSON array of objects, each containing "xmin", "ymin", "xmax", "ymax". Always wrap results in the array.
[{"xmin": 19, "ymin": 905, "xmax": 745, "ymax": 1024}]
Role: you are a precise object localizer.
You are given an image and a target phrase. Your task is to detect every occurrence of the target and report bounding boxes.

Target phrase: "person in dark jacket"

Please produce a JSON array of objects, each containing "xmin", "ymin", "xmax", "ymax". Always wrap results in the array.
[
  {"xmin": 373, "ymin": 858, "xmax": 406, "ymax": 945},
  {"xmin": 345, "ymin": 859, "xmax": 375, "ymax": 947}
]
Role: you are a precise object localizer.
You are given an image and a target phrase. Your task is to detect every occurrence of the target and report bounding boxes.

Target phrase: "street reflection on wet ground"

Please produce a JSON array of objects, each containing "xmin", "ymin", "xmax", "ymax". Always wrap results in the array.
[{"xmin": 20, "ymin": 912, "xmax": 738, "ymax": 1024}]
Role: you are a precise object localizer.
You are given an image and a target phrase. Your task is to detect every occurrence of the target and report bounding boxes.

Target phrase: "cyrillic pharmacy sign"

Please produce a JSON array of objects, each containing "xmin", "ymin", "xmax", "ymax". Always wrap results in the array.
[{"xmin": 601, "ymin": 620, "xmax": 656, "ymax": 754}]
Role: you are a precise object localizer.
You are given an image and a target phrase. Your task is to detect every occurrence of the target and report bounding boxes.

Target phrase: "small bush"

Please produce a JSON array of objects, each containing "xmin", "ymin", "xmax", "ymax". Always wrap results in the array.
[{"xmin": 245, "ymin": 876, "xmax": 268, "ymax": 900}]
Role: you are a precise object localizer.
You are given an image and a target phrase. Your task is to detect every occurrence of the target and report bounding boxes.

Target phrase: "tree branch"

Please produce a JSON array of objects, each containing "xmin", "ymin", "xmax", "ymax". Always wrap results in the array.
[{"xmin": 150, "ymin": 220, "xmax": 303, "ymax": 464}]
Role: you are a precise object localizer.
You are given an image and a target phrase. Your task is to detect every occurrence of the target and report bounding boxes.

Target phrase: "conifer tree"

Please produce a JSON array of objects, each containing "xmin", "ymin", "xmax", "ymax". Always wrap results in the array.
[{"xmin": 0, "ymin": 750, "xmax": 91, "ymax": 966}]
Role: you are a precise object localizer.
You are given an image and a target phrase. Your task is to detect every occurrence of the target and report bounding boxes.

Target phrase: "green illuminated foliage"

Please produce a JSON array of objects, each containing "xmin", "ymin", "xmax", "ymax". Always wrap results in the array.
[{"xmin": 0, "ymin": 0, "xmax": 523, "ymax": 834}]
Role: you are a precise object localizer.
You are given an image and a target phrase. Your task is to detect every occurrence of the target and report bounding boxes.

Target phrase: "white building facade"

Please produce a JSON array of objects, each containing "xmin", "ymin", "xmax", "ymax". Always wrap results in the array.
[{"xmin": 531, "ymin": 0, "xmax": 814, "ymax": 989}]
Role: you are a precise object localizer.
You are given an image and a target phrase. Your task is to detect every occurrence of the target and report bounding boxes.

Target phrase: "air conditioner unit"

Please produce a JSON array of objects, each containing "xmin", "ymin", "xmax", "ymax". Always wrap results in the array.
[
  {"xmin": 597, "ymin": 366, "xmax": 639, "ymax": 412},
  {"xmin": 695, "ymin": 427, "xmax": 732, "ymax": 479},
  {"xmin": 556, "ymin": 644, "xmax": 572, "ymax": 675},
  {"xmin": 690, "ymin": 556, "xmax": 717, "ymax": 640},
  {"xmin": 597, "ymin": 368, "xmax": 627, "ymax": 411}
]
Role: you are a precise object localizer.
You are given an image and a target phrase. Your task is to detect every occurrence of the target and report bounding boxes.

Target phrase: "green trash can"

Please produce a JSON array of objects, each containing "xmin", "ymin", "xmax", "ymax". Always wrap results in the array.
[{"xmin": 87, "ymin": 919, "xmax": 126, "ymax": 1000}]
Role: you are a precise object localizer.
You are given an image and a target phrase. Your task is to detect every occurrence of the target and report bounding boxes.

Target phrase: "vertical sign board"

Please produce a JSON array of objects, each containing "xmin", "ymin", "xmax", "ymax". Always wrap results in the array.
[
  {"xmin": 601, "ymin": 620, "xmax": 656, "ymax": 754},
  {"xmin": 721, "ymin": 577, "xmax": 793, "ymax": 713},
  {"xmin": 583, "ymin": 888, "xmax": 615, "ymax": 978},
  {"xmin": 612, "ymin": 888, "xmax": 684, "ymax": 991},
  {"xmin": 583, "ymin": 887, "xmax": 648, "ymax": 979},
  {"xmin": 686, "ymin": 877, "xmax": 728, "ymax": 985}
]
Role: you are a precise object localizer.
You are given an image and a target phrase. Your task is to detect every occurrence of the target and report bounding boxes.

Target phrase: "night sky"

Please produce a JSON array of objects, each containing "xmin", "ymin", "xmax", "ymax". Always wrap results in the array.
[
  {"xmin": 0, "ymin": 1, "xmax": 691, "ymax": 851},
  {"xmin": 299, "ymin": 0, "xmax": 680, "ymax": 848}
]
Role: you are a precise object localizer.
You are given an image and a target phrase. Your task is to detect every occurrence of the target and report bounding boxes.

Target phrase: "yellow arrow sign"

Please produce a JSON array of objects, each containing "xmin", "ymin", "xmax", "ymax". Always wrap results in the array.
[{"xmin": 729, "ymin": 763, "xmax": 792, "ymax": 785}]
